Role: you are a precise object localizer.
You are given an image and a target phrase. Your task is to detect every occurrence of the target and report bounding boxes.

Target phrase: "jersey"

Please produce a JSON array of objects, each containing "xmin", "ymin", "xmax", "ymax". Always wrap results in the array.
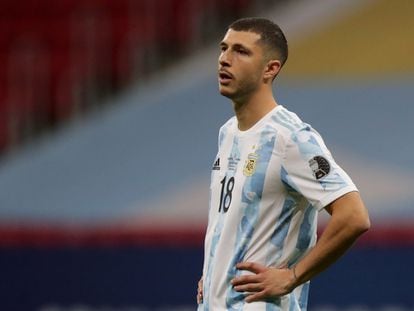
[{"xmin": 198, "ymin": 105, "xmax": 357, "ymax": 311}]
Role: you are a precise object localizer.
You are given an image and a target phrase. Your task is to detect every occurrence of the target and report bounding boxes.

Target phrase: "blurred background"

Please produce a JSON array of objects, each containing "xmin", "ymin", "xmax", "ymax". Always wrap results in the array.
[{"xmin": 0, "ymin": 0, "xmax": 413, "ymax": 310}]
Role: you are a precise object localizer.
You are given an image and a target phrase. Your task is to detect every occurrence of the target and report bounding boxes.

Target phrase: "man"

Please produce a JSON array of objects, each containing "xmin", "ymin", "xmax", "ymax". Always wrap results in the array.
[{"xmin": 197, "ymin": 17, "xmax": 370, "ymax": 310}]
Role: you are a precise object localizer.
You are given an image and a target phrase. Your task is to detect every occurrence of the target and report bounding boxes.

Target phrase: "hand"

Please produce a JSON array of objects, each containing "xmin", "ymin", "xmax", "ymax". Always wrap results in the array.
[
  {"xmin": 197, "ymin": 276, "xmax": 203, "ymax": 304},
  {"xmin": 231, "ymin": 262, "xmax": 296, "ymax": 303}
]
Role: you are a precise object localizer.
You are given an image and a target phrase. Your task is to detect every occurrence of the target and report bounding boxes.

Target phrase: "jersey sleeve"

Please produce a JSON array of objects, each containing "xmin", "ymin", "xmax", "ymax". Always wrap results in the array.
[{"xmin": 280, "ymin": 126, "xmax": 358, "ymax": 211}]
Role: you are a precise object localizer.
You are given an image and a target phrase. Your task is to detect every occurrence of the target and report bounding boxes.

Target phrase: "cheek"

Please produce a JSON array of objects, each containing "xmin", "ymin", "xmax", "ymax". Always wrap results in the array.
[
  {"xmin": 243, "ymin": 66, "xmax": 263, "ymax": 84},
  {"xmin": 246, "ymin": 60, "xmax": 264, "ymax": 77}
]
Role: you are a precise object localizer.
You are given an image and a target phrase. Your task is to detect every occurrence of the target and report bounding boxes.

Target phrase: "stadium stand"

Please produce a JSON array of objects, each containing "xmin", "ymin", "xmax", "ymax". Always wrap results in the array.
[{"xmin": 0, "ymin": 0, "xmax": 273, "ymax": 156}]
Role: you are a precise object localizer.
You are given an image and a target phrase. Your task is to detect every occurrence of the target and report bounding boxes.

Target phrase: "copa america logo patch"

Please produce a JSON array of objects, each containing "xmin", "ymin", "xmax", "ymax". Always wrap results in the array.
[{"xmin": 309, "ymin": 156, "xmax": 330, "ymax": 180}]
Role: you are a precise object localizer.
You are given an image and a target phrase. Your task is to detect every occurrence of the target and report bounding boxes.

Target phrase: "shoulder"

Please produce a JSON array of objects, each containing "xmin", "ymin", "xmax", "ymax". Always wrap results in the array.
[
  {"xmin": 268, "ymin": 106, "xmax": 331, "ymax": 163},
  {"xmin": 218, "ymin": 116, "xmax": 237, "ymax": 137},
  {"xmin": 220, "ymin": 116, "xmax": 237, "ymax": 131},
  {"xmin": 217, "ymin": 116, "xmax": 237, "ymax": 147},
  {"xmin": 269, "ymin": 106, "xmax": 316, "ymax": 145}
]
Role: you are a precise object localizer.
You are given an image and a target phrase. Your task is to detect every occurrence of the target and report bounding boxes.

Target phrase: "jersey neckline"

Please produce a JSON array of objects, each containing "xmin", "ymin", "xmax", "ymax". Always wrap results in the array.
[{"xmin": 235, "ymin": 105, "xmax": 283, "ymax": 137}]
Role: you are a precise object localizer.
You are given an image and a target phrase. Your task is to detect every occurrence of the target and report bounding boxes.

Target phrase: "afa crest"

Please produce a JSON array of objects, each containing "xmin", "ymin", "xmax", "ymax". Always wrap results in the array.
[{"xmin": 243, "ymin": 153, "xmax": 259, "ymax": 177}]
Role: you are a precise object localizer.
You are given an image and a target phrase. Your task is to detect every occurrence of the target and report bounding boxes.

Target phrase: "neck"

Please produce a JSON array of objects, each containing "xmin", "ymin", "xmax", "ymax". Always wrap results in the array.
[{"xmin": 232, "ymin": 89, "xmax": 277, "ymax": 131}]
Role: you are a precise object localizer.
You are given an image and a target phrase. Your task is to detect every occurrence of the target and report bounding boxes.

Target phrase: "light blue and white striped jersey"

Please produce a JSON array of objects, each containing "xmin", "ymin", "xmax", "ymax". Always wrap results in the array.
[{"xmin": 198, "ymin": 105, "xmax": 357, "ymax": 311}]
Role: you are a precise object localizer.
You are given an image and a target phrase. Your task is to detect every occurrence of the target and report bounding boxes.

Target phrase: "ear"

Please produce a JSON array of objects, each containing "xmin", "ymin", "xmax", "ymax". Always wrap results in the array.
[{"xmin": 263, "ymin": 59, "xmax": 282, "ymax": 82}]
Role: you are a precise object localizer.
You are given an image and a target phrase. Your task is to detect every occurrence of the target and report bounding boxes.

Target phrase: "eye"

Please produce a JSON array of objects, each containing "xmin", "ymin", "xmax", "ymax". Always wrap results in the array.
[{"xmin": 237, "ymin": 48, "xmax": 249, "ymax": 55}]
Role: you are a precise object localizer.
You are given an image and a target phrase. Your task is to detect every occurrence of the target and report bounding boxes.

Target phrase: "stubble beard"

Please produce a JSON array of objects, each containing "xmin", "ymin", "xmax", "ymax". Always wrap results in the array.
[{"xmin": 219, "ymin": 77, "xmax": 260, "ymax": 106}]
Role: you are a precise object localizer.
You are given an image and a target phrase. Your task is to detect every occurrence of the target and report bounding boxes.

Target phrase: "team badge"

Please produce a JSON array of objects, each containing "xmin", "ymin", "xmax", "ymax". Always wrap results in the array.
[
  {"xmin": 243, "ymin": 153, "xmax": 259, "ymax": 177},
  {"xmin": 309, "ymin": 156, "xmax": 330, "ymax": 180}
]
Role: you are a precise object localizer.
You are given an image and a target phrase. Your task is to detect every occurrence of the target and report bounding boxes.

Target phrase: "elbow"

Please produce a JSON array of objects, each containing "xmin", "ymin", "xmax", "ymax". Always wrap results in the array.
[
  {"xmin": 360, "ymin": 219, "xmax": 371, "ymax": 234},
  {"xmin": 353, "ymin": 215, "xmax": 371, "ymax": 236},
  {"xmin": 330, "ymin": 191, "xmax": 371, "ymax": 237},
  {"xmin": 351, "ymin": 195, "xmax": 371, "ymax": 235}
]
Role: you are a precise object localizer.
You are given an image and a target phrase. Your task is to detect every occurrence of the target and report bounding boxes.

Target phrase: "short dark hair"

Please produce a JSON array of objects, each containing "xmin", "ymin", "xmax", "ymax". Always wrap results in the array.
[{"xmin": 228, "ymin": 17, "xmax": 288, "ymax": 66}]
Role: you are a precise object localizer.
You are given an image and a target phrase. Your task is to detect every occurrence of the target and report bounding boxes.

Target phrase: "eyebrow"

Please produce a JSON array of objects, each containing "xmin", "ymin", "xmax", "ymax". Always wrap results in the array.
[{"xmin": 220, "ymin": 41, "xmax": 251, "ymax": 52}]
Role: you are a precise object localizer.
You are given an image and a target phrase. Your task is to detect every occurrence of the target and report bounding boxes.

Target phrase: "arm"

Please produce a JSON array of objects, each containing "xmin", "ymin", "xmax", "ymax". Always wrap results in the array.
[{"xmin": 232, "ymin": 191, "xmax": 370, "ymax": 302}]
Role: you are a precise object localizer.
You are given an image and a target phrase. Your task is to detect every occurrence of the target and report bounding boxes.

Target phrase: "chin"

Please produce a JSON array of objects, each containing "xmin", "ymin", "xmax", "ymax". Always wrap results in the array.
[{"xmin": 219, "ymin": 86, "xmax": 234, "ymax": 99}]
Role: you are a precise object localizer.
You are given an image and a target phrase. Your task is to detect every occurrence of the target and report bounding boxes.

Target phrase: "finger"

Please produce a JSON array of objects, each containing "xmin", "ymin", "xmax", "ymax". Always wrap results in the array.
[
  {"xmin": 197, "ymin": 281, "xmax": 203, "ymax": 304},
  {"xmin": 232, "ymin": 274, "xmax": 261, "ymax": 286},
  {"xmin": 245, "ymin": 290, "xmax": 266, "ymax": 303},
  {"xmin": 234, "ymin": 282, "xmax": 264, "ymax": 293},
  {"xmin": 197, "ymin": 291, "xmax": 203, "ymax": 304},
  {"xmin": 236, "ymin": 262, "xmax": 267, "ymax": 274}
]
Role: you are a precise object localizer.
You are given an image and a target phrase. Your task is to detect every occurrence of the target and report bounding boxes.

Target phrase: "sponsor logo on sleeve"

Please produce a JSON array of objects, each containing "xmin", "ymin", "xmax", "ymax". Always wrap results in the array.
[{"xmin": 309, "ymin": 156, "xmax": 330, "ymax": 180}]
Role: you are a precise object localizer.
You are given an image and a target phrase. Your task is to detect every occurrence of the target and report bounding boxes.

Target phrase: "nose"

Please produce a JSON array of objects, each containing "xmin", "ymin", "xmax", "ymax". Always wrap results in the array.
[{"xmin": 219, "ymin": 50, "xmax": 231, "ymax": 67}]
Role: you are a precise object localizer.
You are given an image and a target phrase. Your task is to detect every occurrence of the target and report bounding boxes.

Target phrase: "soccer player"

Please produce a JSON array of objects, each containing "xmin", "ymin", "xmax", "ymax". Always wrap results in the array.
[{"xmin": 196, "ymin": 17, "xmax": 370, "ymax": 310}]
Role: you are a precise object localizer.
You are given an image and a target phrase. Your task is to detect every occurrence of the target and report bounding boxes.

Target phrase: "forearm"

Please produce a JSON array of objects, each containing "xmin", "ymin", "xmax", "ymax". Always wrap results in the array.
[{"xmin": 292, "ymin": 192, "xmax": 370, "ymax": 286}]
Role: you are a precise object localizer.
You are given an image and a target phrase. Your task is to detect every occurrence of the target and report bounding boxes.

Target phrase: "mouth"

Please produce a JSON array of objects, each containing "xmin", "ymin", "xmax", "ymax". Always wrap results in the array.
[{"xmin": 218, "ymin": 70, "xmax": 233, "ymax": 85}]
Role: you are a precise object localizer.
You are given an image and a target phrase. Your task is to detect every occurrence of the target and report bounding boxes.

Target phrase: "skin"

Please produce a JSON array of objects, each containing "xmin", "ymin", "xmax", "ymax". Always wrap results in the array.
[{"xmin": 197, "ymin": 29, "xmax": 371, "ymax": 304}]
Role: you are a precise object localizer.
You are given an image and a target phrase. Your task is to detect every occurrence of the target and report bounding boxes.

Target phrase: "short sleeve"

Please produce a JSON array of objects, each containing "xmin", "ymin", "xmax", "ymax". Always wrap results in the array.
[{"xmin": 280, "ymin": 126, "xmax": 358, "ymax": 211}]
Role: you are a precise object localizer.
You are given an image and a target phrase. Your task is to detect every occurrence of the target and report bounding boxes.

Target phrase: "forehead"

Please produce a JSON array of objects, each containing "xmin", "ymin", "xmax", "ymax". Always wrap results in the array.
[{"xmin": 221, "ymin": 29, "xmax": 262, "ymax": 48}]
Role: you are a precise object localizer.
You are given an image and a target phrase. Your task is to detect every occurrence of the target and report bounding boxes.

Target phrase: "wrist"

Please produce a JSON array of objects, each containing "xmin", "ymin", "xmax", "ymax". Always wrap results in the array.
[{"xmin": 290, "ymin": 265, "xmax": 299, "ymax": 288}]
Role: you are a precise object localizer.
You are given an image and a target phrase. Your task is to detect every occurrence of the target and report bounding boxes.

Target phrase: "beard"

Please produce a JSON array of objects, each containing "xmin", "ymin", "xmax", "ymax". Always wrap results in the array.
[{"xmin": 219, "ymin": 75, "xmax": 261, "ymax": 104}]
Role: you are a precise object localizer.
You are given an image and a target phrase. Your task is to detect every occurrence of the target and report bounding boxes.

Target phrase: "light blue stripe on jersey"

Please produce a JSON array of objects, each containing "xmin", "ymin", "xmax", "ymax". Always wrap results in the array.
[
  {"xmin": 289, "ymin": 206, "xmax": 317, "ymax": 267},
  {"xmin": 219, "ymin": 121, "xmax": 230, "ymax": 148},
  {"xmin": 291, "ymin": 130, "xmax": 324, "ymax": 159},
  {"xmin": 203, "ymin": 212, "xmax": 224, "ymax": 311},
  {"xmin": 265, "ymin": 169, "xmax": 306, "ymax": 311},
  {"xmin": 225, "ymin": 126, "xmax": 276, "ymax": 310},
  {"xmin": 298, "ymin": 282, "xmax": 310, "ymax": 310},
  {"xmin": 267, "ymin": 166, "xmax": 301, "ymax": 263},
  {"xmin": 286, "ymin": 207, "xmax": 316, "ymax": 311},
  {"xmin": 204, "ymin": 133, "xmax": 241, "ymax": 311},
  {"xmin": 288, "ymin": 292, "xmax": 301, "ymax": 311},
  {"xmin": 266, "ymin": 303, "xmax": 282, "ymax": 311}
]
